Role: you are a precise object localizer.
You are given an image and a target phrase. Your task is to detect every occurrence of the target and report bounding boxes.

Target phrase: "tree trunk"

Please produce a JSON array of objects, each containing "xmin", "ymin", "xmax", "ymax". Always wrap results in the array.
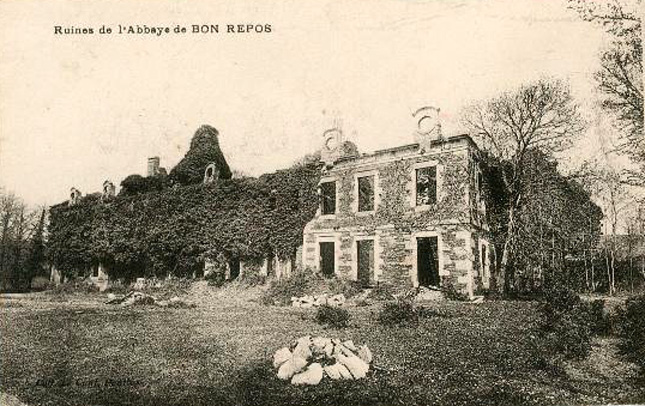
[
  {"xmin": 610, "ymin": 250, "xmax": 616, "ymax": 295},
  {"xmin": 630, "ymin": 256, "xmax": 634, "ymax": 293},
  {"xmin": 591, "ymin": 252, "xmax": 596, "ymax": 292},
  {"xmin": 606, "ymin": 253, "xmax": 611, "ymax": 294},
  {"xmin": 497, "ymin": 201, "xmax": 516, "ymax": 294},
  {"xmin": 584, "ymin": 248, "xmax": 589, "ymax": 292}
]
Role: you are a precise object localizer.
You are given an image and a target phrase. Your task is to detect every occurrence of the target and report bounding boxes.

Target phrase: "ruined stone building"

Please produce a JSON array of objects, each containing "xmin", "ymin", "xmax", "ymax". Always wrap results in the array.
[
  {"xmin": 302, "ymin": 107, "xmax": 492, "ymax": 298},
  {"xmin": 52, "ymin": 119, "xmax": 492, "ymax": 296}
]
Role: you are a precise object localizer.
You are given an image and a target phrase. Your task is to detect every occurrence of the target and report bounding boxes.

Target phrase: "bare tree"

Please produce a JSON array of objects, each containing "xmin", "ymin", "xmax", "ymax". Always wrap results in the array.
[
  {"xmin": 0, "ymin": 188, "xmax": 39, "ymax": 291},
  {"xmin": 462, "ymin": 79, "xmax": 584, "ymax": 293},
  {"xmin": 569, "ymin": 0, "xmax": 643, "ymax": 167}
]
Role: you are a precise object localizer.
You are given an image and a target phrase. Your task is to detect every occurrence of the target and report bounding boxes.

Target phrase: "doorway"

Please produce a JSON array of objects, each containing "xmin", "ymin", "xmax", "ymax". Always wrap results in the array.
[
  {"xmin": 357, "ymin": 240, "xmax": 374, "ymax": 286},
  {"xmin": 228, "ymin": 259, "xmax": 240, "ymax": 280},
  {"xmin": 417, "ymin": 236, "xmax": 439, "ymax": 287},
  {"xmin": 319, "ymin": 242, "xmax": 335, "ymax": 277}
]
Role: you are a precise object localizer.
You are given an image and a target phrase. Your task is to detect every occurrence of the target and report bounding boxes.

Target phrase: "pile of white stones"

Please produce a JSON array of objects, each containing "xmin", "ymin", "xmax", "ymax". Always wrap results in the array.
[
  {"xmin": 106, "ymin": 292, "xmax": 194, "ymax": 308},
  {"xmin": 273, "ymin": 335, "xmax": 373, "ymax": 385},
  {"xmin": 291, "ymin": 294, "xmax": 346, "ymax": 308}
]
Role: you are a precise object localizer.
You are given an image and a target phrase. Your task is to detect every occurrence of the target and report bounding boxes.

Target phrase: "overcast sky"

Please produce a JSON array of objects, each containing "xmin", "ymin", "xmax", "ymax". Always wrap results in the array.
[{"xmin": 0, "ymin": 0, "xmax": 614, "ymax": 207}]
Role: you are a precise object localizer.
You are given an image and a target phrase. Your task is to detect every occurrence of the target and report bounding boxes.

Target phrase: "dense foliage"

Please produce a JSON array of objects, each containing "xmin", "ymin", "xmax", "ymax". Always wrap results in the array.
[
  {"xmin": 536, "ymin": 288, "xmax": 608, "ymax": 360},
  {"xmin": 615, "ymin": 293, "xmax": 645, "ymax": 375},
  {"xmin": 48, "ymin": 160, "xmax": 321, "ymax": 281},
  {"xmin": 120, "ymin": 173, "xmax": 170, "ymax": 196}
]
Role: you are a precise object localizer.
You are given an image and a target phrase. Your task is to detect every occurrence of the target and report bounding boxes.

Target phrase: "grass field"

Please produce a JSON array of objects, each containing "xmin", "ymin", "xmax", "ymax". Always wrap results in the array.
[{"xmin": 0, "ymin": 285, "xmax": 642, "ymax": 406}]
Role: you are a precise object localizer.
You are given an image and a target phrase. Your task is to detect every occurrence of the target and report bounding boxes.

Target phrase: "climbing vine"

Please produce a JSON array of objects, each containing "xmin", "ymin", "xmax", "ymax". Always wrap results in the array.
[{"xmin": 48, "ymin": 161, "xmax": 321, "ymax": 280}]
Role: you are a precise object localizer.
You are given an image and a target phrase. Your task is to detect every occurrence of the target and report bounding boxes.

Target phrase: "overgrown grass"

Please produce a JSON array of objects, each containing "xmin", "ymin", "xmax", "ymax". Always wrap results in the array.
[
  {"xmin": 1, "ymin": 297, "xmax": 643, "ymax": 406},
  {"xmin": 44, "ymin": 279, "xmax": 100, "ymax": 295},
  {"xmin": 615, "ymin": 293, "xmax": 645, "ymax": 376},
  {"xmin": 377, "ymin": 299, "xmax": 419, "ymax": 325},
  {"xmin": 536, "ymin": 289, "xmax": 610, "ymax": 360},
  {"xmin": 315, "ymin": 305, "xmax": 350, "ymax": 328}
]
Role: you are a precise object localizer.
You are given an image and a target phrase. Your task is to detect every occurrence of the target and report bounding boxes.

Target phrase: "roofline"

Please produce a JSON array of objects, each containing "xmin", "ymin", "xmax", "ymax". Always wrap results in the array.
[{"xmin": 335, "ymin": 133, "xmax": 480, "ymax": 164}]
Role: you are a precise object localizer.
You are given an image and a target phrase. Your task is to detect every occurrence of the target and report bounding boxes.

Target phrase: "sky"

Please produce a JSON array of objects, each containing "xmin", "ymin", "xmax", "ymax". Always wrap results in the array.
[{"xmin": 0, "ymin": 0, "xmax": 615, "ymax": 207}]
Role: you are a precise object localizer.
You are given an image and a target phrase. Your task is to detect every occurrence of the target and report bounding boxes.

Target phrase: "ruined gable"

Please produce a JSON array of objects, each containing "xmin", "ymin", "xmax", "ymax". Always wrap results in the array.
[{"xmin": 169, "ymin": 125, "xmax": 232, "ymax": 186}]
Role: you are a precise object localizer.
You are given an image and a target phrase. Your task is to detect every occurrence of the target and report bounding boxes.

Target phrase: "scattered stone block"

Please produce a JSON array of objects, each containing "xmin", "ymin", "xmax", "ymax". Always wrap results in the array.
[
  {"xmin": 336, "ymin": 363, "xmax": 354, "ymax": 380},
  {"xmin": 342, "ymin": 340, "xmax": 357, "ymax": 352},
  {"xmin": 336, "ymin": 354, "xmax": 368, "ymax": 379},
  {"xmin": 312, "ymin": 336, "xmax": 331, "ymax": 351},
  {"xmin": 274, "ymin": 335, "xmax": 372, "ymax": 384},
  {"xmin": 323, "ymin": 364, "xmax": 342, "ymax": 380},
  {"xmin": 357, "ymin": 345, "xmax": 373, "ymax": 364},
  {"xmin": 273, "ymin": 347, "xmax": 292, "ymax": 369},
  {"xmin": 291, "ymin": 363, "xmax": 323, "ymax": 385},
  {"xmin": 313, "ymin": 294, "xmax": 328, "ymax": 306},
  {"xmin": 292, "ymin": 336, "xmax": 312, "ymax": 359},
  {"xmin": 277, "ymin": 356, "xmax": 307, "ymax": 380}
]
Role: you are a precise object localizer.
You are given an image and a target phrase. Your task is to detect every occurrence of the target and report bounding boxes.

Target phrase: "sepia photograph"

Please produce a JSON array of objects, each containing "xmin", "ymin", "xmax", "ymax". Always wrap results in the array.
[{"xmin": 0, "ymin": 0, "xmax": 643, "ymax": 405}]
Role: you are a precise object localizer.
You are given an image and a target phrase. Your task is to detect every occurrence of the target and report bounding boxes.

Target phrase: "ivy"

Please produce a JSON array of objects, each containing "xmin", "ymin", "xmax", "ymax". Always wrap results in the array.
[
  {"xmin": 119, "ymin": 173, "xmax": 170, "ymax": 196},
  {"xmin": 48, "ymin": 161, "xmax": 321, "ymax": 280},
  {"xmin": 169, "ymin": 125, "xmax": 232, "ymax": 185}
]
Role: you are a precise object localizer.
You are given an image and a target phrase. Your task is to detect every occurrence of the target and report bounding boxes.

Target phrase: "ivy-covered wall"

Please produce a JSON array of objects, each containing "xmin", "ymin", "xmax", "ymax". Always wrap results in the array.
[{"xmin": 48, "ymin": 160, "xmax": 321, "ymax": 280}]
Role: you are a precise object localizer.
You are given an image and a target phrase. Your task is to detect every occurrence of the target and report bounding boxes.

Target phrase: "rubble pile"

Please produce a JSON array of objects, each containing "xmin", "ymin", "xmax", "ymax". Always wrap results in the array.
[
  {"xmin": 273, "ymin": 335, "xmax": 373, "ymax": 385},
  {"xmin": 291, "ymin": 293, "xmax": 346, "ymax": 308},
  {"xmin": 105, "ymin": 292, "xmax": 195, "ymax": 308}
]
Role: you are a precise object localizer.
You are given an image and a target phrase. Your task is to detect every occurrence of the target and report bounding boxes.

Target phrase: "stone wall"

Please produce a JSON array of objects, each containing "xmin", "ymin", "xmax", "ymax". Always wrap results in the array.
[{"xmin": 302, "ymin": 136, "xmax": 488, "ymax": 296}]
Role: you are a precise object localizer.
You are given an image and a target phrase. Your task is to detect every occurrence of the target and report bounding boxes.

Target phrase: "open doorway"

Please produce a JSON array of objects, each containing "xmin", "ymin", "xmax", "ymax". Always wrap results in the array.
[
  {"xmin": 319, "ymin": 242, "xmax": 335, "ymax": 277},
  {"xmin": 417, "ymin": 236, "xmax": 439, "ymax": 287},
  {"xmin": 228, "ymin": 259, "xmax": 240, "ymax": 280},
  {"xmin": 357, "ymin": 240, "xmax": 374, "ymax": 286}
]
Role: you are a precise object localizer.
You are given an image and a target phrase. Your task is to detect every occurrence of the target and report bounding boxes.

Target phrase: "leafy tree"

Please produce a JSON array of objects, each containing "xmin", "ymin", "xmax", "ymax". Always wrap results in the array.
[{"xmin": 462, "ymin": 79, "xmax": 585, "ymax": 293}]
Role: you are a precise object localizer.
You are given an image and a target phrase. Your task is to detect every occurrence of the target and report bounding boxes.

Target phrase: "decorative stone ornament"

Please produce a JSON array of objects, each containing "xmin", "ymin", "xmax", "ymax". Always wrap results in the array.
[
  {"xmin": 69, "ymin": 187, "xmax": 82, "ymax": 206},
  {"xmin": 413, "ymin": 106, "xmax": 443, "ymax": 151},
  {"xmin": 102, "ymin": 180, "xmax": 116, "ymax": 198},
  {"xmin": 321, "ymin": 128, "xmax": 343, "ymax": 166}
]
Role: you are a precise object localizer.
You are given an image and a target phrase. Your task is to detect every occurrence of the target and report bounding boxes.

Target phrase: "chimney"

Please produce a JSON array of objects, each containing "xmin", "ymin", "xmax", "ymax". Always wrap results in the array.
[{"xmin": 147, "ymin": 157, "xmax": 160, "ymax": 177}]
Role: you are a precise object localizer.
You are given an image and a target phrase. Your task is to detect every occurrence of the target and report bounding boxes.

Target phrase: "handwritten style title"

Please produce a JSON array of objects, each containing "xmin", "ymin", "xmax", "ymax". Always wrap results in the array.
[{"xmin": 54, "ymin": 24, "xmax": 272, "ymax": 36}]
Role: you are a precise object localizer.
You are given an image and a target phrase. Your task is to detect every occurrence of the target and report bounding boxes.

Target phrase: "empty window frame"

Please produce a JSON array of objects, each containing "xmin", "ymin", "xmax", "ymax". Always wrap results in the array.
[
  {"xmin": 320, "ymin": 181, "xmax": 336, "ymax": 215},
  {"xmin": 415, "ymin": 166, "xmax": 437, "ymax": 206},
  {"xmin": 357, "ymin": 175, "xmax": 375, "ymax": 212}
]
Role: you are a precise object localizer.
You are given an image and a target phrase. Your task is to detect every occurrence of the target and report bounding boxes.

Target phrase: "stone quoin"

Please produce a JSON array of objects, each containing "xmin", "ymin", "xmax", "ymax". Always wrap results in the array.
[{"xmin": 302, "ymin": 107, "xmax": 493, "ymax": 298}]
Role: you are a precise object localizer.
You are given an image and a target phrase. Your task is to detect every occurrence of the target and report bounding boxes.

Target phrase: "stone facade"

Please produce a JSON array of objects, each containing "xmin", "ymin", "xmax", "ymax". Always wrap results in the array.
[{"xmin": 303, "ymin": 119, "xmax": 493, "ymax": 298}]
